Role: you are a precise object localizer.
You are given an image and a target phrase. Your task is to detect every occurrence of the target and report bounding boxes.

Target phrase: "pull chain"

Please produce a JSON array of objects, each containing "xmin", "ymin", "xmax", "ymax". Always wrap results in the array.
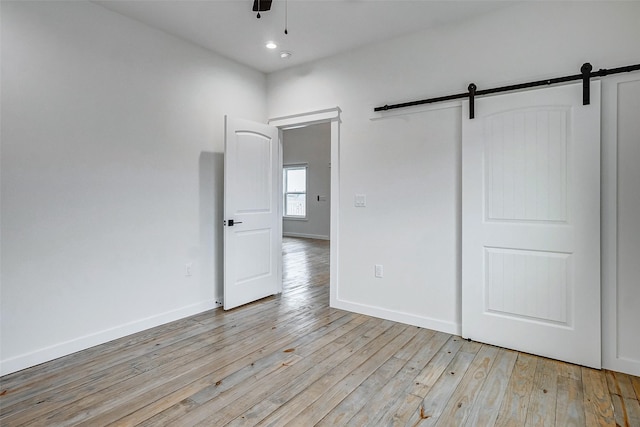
[{"xmin": 284, "ymin": 0, "xmax": 288, "ymax": 34}]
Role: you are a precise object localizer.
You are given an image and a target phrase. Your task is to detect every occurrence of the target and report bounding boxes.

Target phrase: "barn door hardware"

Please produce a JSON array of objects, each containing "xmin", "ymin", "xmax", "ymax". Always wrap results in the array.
[
  {"xmin": 581, "ymin": 63, "xmax": 593, "ymax": 105},
  {"xmin": 467, "ymin": 83, "xmax": 477, "ymax": 119},
  {"xmin": 374, "ymin": 62, "xmax": 640, "ymax": 119}
]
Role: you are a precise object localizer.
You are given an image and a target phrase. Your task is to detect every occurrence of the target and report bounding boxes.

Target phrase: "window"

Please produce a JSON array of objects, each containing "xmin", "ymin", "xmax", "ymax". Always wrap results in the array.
[{"xmin": 283, "ymin": 165, "xmax": 307, "ymax": 218}]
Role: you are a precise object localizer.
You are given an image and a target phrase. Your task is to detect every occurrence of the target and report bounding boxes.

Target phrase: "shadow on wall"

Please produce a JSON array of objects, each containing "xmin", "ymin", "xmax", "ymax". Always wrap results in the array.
[{"xmin": 199, "ymin": 152, "xmax": 224, "ymax": 304}]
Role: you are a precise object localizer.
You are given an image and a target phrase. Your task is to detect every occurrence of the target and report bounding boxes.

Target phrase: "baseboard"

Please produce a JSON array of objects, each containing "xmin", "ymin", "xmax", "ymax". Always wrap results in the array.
[
  {"xmin": 331, "ymin": 298, "xmax": 461, "ymax": 336},
  {"xmin": 283, "ymin": 232, "xmax": 330, "ymax": 240},
  {"xmin": 0, "ymin": 299, "xmax": 218, "ymax": 376}
]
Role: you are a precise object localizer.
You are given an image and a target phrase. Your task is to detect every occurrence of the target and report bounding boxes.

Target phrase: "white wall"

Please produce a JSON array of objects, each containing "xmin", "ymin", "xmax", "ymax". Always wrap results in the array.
[
  {"xmin": 0, "ymin": 1, "xmax": 266, "ymax": 375},
  {"xmin": 267, "ymin": 1, "xmax": 640, "ymax": 373},
  {"xmin": 283, "ymin": 123, "xmax": 331, "ymax": 240}
]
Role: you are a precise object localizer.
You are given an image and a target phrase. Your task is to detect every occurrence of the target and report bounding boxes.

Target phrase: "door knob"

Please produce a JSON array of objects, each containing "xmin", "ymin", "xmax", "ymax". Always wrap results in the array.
[{"xmin": 225, "ymin": 219, "xmax": 243, "ymax": 226}]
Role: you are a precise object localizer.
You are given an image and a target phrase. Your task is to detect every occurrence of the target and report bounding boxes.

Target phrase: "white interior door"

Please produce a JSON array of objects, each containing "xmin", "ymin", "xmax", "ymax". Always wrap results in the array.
[
  {"xmin": 462, "ymin": 82, "xmax": 601, "ymax": 368},
  {"xmin": 224, "ymin": 116, "xmax": 281, "ymax": 310}
]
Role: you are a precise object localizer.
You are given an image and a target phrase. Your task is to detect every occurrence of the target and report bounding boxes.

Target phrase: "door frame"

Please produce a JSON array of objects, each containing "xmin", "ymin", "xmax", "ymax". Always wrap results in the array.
[{"xmin": 269, "ymin": 107, "xmax": 341, "ymax": 307}]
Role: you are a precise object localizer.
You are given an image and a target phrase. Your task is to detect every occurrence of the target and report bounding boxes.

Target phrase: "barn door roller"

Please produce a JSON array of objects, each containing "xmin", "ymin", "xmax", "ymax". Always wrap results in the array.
[{"xmin": 581, "ymin": 62, "xmax": 593, "ymax": 106}]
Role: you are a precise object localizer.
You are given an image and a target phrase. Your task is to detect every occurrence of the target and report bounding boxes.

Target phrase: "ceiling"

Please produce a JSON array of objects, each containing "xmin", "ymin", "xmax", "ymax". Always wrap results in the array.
[{"xmin": 94, "ymin": 0, "xmax": 511, "ymax": 74}]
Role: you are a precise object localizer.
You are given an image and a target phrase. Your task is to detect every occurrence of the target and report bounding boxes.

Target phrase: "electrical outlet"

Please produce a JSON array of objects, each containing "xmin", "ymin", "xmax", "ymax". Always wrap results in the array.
[
  {"xmin": 355, "ymin": 194, "xmax": 366, "ymax": 207},
  {"xmin": 185, "ymin": 263, "xmax": 193, "ymax": 277},
  {"xmin": 375, "ymin": 264, "xmax": 383, "ymax": 278}
]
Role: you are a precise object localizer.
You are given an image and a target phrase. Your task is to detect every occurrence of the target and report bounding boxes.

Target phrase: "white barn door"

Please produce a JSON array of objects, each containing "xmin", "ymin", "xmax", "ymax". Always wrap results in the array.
[
  {"xmin": 224, "ymin": 116, "xmax": 281, "ymax": 310},
  {"xmin": 462, "ymin": 82, "xmax": 601, "ymax": 368}
]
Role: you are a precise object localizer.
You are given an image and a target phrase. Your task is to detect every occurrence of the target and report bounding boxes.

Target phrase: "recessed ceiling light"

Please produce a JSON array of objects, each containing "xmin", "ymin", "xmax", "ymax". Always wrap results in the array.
[
  {"xmin": 266, "ymin": 41, "xmax": 277, "ymax": 49},
  {"xmin": 280, "ymin": 51, "xmax": 292, "ymax": 59}
]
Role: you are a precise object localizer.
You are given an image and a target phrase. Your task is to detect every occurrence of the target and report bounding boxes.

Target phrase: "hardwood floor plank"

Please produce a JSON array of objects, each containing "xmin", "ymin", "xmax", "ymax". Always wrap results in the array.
[
  {"xmin": 2, "ymin": 237, "xmax": 639, "ymax": 427},
  {"xmin": 389, "ymin": 394, "xmax": 425, "ymax": 427},
  {"xmin": 239, "ymin": 323, "xmax": 410, "ymax": 427},
  {"xmin": 222, "ymin": 319, "xmax": 390, "ymax": 426},
  {"xmin": 346, "ymin": 331, "xmax": 450, "ymax": 427},
  {"xmin": 404, "ymin": 342, "xmax": 480, "ymax": 426},
  {"xmin": 463, "ymin": 348, "xmax": 518, "ymax": 426},
  {"xmin": 582, "ymin": 367, "xmax": 616, "ymax": 427},
  {"xmin": 407, "ymin": 336, "xmax": 466, "ymax": 399},
  {"xmin": 631, "ymin": 375, "xmax": 640, "ymax": 400},
  {"xmin": 460, "ymin": 339, "xmax": 483, "ymax": 354},
  {"xmin": 495, "ymin": 353, "xmax": 538, "ymax": 427},
  {"xmin": 625, "ymin": 396, "xmax": 640, "ymax": 426},
  {"xmin": 176, "ymin": 320, "xmax": 398, "ymax": 426},
  {"xmin": 145, "ymin": 317, "xmax": 387, "ymax": 427},
  {"xmin": 314, "ymin": 328, "xmax": 438, "ymax": 426},
  {"xmin": 281, "ymin": 326, "xmax": 421, "ymax": 426},
  {"xmin": 129, "ymin": 312, "xmax": 369, "ymax": 427},
  {"xmin": 611, "ymin": 394, "xmax": 631, "ymax": 427},
  {"xmin": 434, "ymin": 344, "xmax": 499, "ymax": 427},
  {"xmin": 607, "ymin": 369, "xmax": 640, "ymax": 427},
  {"xmin": 524, "ymin": 357, "xmax": 559, "ymax": 427},
  {"xmin": 557, "ymin": 360, "xmax": 582, "ymax": 381},
  {"xmin": 394, "ymin": 328, "xmax": 438, "ymax": 361},
  {"xmin": 221, "ymin": 319, "xmax": 385, "ymax": 426},
  {"xmin": 385, "ymin": 335, "xmax": 465, "ymax": 426},
  {"xmin": 316, "ymin": 355, "xmax": 408, "ymax": 426},
  {"xmin": 555, "ymin": 375, "xmax": 586, "ymax": 427},
  {"xmin": 607, "ymin": 370, "xmax": 637, "ymax": 399},
  {"xmin": 100, "ymin": 311, "xmax": 356, "ymax": 426}
]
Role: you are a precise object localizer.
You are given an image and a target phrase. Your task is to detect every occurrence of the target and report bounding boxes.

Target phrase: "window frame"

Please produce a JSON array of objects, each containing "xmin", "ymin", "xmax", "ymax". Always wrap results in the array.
[{"xmin": 283, "ymin": 164, "xmax": 308, "ymax": 220}]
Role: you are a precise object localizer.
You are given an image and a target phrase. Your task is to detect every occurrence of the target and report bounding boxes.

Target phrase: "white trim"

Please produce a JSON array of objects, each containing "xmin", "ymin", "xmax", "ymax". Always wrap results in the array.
[
  {"xmin": 333, "ymin": 298, "xmax": 461, "ymax": 336},
  {"xmin": 0, "ymin": 300, "xmax": 218, "ymax": 376},
  {"xmin": 283, "ymin": 232, "xmax": 330, "ymax": 241},
  {"xmin": 329, "ymin": 120, "xmax": 340, "ymax": 309},
  {"xmin": 270, "ymin": 108, "xmax": 340, "ymax": 310},
  {"xmin": 601, "ymin": 73, "xmax": 640, "ymax": 376},
  {"xmin": 277, "ymin": 134, "xmax": 284, "ymax": 295},
  {"xmin": 269, "ymin": 107, "xmax": 341, "ymax": 129}
]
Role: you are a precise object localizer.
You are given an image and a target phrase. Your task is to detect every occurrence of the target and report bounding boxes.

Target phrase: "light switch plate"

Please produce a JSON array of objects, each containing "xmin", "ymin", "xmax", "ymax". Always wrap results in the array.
[{"xmin": 375, "ymin": 264, "xmax": 383, "ymax": 278}]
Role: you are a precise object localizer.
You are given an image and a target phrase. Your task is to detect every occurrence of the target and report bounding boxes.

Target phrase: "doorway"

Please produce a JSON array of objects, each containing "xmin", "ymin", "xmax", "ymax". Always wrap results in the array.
[
  {"xmin": 269, "ymin": 107, "xmax": 341, "ymax": 307},
  {"xmin": 282, "ymin": 123, "xmax": 331, "ymax": 241},
  {"xmin": 280, "ymin": 123, "xmax": 331, "ymax": 300}
]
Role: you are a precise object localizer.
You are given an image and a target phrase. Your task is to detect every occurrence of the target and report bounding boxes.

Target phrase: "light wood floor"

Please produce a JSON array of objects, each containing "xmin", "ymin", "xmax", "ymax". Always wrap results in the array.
[{"xmin": 1, "ymin": 237, "xmax": 639, "ymax": 426}]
